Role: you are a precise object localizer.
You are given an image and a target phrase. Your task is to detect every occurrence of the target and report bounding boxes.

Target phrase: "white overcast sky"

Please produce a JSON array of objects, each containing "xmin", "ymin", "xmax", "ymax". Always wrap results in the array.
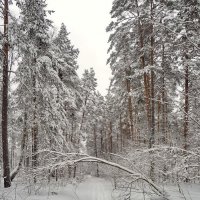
[{"xmin": 47, "ymin": 0, "xmax": 113, "ymax": 95}]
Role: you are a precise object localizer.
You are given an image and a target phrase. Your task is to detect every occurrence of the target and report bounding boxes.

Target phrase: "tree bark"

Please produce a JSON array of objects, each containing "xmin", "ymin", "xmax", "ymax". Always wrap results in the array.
[
  {"xmin": 109, "ymin": 121, "xmax": 113, "ymax": 153},
  {"xmin": 182, "ymin": 0, "xmax": 190, "ymax": 151},
  {"xmin": 93, "ymin": 125, "xmax": 99, "ymax": 177},
  {"xmin": 32, "ymin": 72, "xmax": 38, "ymax": 183},
  {"xmin": 161, "ymin": 44, "xmax": 167, "ymax": 144},
  {"xmin": 149, "ymin": 0, "xmax": 155, "ymax": 150},
  {"xmin": 119, "ymin": 114, "xmax": 123, "ymax": 151},
  {"xmin": 183, "ymin": 63, "xmax": 189, "ymax": 150},
  {"xmin": 1, "ymin": 0, "xmax": 11, "ymax": 188},
  {"xmin": 100, "ymin": 130, "xmax": 103, "ymax": 154},
  {"xmin": 149, "ymin": 0, "xmax": 155, "ymax": 182},
  {"xmin": 135, "ymin": 0, "xmax": 151, "ymax": 130},
  {"xmin": 157, "ymin": 95, "xmax": 161, "ymax": 143},
  {"xmin": 125, "ymin": 69, "xmax": 134, "ymax": 141},
  {"xmin": 10, "ymin": 110, "xmax": 28, "ymax": 181}
]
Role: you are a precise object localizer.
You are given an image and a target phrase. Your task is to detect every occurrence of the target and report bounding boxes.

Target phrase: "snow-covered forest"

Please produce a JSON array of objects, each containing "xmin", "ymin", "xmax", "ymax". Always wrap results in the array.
[{"xmin": 1, "ymin": 0, "xmax": 200, "ymax": 199}]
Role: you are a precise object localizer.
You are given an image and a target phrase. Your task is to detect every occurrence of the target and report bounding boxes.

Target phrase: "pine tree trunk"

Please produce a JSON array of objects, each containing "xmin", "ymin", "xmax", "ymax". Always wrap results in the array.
[
  {"xmin": 157, "ymin": 95, "xmax": 161, "ymax": 144},
  {"xmin": 149, "ymin": 0, "xmax": 155, "ymax": 181},
  {"xmin": 149, "ymin": 1, "xmax": 155, "ymax": 150},
  {"xmin": 125, "ymin": 69, "xmax": 134, "ymax": 141},
  {"xmin": 93, "ymin": 125, "xmax": 99, "ymax": 177},
  {"xmin": 71, "ymin": 118, "xmax": 74, "ymax": 142},
  {"xmin": 100, "ymin": 130, "xmax": 103, "ymax": 154},
  {"xmin": 1, "ymin": 0, "xmax": 11, "ymax": 188},
  {"xmin": 116, "ymin": 130, "xmax": 119, "ymax": 152},
  {"xmin": 182, "ymin": 0, "xmax": 191, "ymax": 157},
  {"xmin": 104, "ymin": 131, "xmax": 108, "ymax": 153},
  {"xmin": 183, "ymin": 63, "xmax": 189, "ymax": 150},
  {"xmin": 10, "ymin": 110, "xmax": 28, "ymax": 181},
  {"xmin": 161, "ymin": 44, "xmax": 166, "ymax": 144},
  {"xmin": 109, "ymin": 121, "xmax": 113, "ymax": 153},
  {"xmin": 32, "ymin": 73, "xmax": 38, "ymax": 183},
  {"xmin": 120, "ymin": 114, "xmax": 123, "ymax": 151},
  {"xmin": 10, "ymin": 132, "xmax": 15, "ymax": 170},
  {"xmin": 135, "ymin": 0, "xmax": 151, "ymax": 130}
]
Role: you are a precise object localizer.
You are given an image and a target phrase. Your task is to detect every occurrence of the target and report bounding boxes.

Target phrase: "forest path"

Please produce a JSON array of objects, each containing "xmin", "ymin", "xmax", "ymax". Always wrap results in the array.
[
  {"xmin": 3, "ymin": 176, "xmax": 200, "ymax": 200},
  {"xmin": 75, "ymin": 176, "xmax": 113, "ymax": 200},
  {"xmin": 3, "ymin": 176, "xmax": 114, "ymax": 200}
]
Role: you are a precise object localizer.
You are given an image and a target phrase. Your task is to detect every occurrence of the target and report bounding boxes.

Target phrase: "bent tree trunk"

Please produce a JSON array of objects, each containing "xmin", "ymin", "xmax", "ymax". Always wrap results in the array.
[
  {"xmin": 1, "ymin": 0, "xmax": 11, "ymax": 188},
  {"xmin": 74, "ymin": 156, "xmax": 167, "ymax": 198}
]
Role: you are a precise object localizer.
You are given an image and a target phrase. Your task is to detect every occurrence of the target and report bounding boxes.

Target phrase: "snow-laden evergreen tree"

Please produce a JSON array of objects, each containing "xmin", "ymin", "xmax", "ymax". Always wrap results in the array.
[
  {"xmin": 106, "ymin": 0, "xmax": 200, "ymax": 183},
  {"xmin": 10, "ymin": 0, "xmax": 54, "ymax": 182},
  {"xmin": 177, "ymin": 0, "xmax": 200, "ymax": 151},
  {"xmin": 52, "ymin": 23, "xmax": 82, "ymax": 144},
  {"xmin": 53, "ymin": 23, "xmax": 79, "ymax": 71},
  {"xmin": 79, "ymin": 68, "xmax": 97, "ymax": 133},
  {"xmin": 11, "ymin": 0, "xmax": 82, "ymax": 181}
]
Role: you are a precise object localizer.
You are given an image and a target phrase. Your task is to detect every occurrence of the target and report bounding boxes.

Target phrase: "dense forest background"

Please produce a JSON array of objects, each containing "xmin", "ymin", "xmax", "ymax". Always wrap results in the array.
[{"xmin": 0, "ymin": 0, "xmax": 200, "ymax": 199}]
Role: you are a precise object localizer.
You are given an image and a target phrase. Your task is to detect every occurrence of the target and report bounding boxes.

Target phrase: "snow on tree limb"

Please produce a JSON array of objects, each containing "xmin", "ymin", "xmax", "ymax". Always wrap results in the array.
[
  {"xmin": 72, "ymin": 156, "xmax": 168, "ymax": 198},
  {"xmin": 32, "ymin": 149, "xmax": 168, "ymax": 198}
]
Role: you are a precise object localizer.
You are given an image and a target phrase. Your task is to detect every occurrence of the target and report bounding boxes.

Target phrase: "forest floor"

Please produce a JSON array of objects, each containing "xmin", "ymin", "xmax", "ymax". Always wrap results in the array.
[{"xmin": 0, "ymin": 176, "xmax": 200, "ymax": 200}]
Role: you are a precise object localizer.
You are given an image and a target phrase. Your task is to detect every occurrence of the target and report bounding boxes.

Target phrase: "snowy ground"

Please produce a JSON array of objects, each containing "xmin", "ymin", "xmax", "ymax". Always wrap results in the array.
[
  {"xmin": 1, "ymin": 176, "xmax": 200, "ymax": 200},
  {"xmin": 0, "ymin": 176, "xmax": 113, "ymax": 200},
  {"xmin": 165, "ymin": 184, "xmax": 200, "ymax": 200}
]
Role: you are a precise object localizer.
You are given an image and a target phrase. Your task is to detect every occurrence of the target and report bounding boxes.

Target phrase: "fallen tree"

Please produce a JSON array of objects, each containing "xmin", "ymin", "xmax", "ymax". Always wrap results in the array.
[
  {"xmin": 73, "ymin": 156, "xmax": 168, "ymax": 199},
  {"xmin": 35, "ymin": 150, "xmax": 169, "ymax": 199},
  {"xmin": 11, "ymin": 149, "xmax": 169, "ymax": 199}
]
